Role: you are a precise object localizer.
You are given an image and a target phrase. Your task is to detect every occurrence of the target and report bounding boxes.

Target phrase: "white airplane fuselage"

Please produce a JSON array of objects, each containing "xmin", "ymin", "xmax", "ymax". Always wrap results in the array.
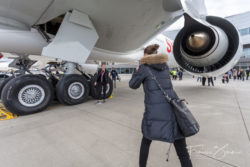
[{"xmin": 89, "ymin": 34, "xmax": 178, "ymax": 67}]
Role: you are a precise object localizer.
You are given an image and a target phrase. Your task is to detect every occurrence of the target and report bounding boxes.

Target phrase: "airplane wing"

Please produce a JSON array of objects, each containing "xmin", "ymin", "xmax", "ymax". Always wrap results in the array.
[
  {"xmin": 181, "ymin": 0, "xmax": 208, "ymax": 19},
  {"xmin": 0, "ymin": 0, "xmax": 184, "ymax": 52}
]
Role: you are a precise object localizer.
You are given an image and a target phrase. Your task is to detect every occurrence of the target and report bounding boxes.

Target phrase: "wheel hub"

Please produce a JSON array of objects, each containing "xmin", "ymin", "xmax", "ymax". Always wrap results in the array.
[
  {"xmin": 68, "ymin": 82, "xmax": 85, "ymax": 99},
  {"xmin": 18, "ymin": 85, "xmax": 45, "ymax": 107}
]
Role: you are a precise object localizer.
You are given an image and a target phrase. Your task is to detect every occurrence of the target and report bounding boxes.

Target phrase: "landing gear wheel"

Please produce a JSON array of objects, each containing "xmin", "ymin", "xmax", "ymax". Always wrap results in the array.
[
  {"xmin": 56, "ymin": 74, "xmax": 89, "ymax": 105},
  {"xmin": 1, "ymin": 75, "xmax": 54, "ymax": 115},
  {"xmin": 90, "ymin": 75, "xmax": 113, "ymax": 99},
  {"xmin": 0, "ymin": 76, "xmax": 15, "ymax": 100}
]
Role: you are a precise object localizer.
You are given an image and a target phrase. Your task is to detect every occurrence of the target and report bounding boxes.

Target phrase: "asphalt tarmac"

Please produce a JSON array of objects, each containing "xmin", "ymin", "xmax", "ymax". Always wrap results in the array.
[{"xmin": 0, "ymin": 76, "xmax": 249, "ymax": 167}]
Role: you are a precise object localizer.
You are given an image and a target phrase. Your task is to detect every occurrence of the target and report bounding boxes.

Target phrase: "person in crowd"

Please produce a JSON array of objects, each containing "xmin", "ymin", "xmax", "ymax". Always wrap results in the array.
[
  {"xmin": 111, "ymin": 67, "xmax": 119, "ymax": 88},
  {"xmin": 233, "ymin": 68, "xmax": 237, "ymax": 80},
  {"xmin": 178, "ymin": 69, "xmax": 183, "ymax": 80},
  {"xmin": 172, "ymin": 69, "xmax": 177, "ymax": 80},
  {"xmin": 208, "ymin": 77, "xmax": 214, "ymax": 86},
  {"xmin": 202, "ymin": 76, "xmax": 206, "ymax": 86},
  {"xmin": 228, "ymin": 70, "xmax": 232, "ymax": 79},
  {"xmin": 237, "ymin": 69, "xmax": 242, "ymax": 80},
  {"xmin": 129, "ymin": 44, "xmax": 193, "ymax": 167},
  {"xmin": 197, "ymin": 76, "xmax": 202, "ymax": 82},
  {"xmin": 241, "ymin": 69, "xmax": 245, "ymax": 81},
  {"xmin": 94, "ymin": 63, "xmax": 110, "ymax": 104},
  {"xmin": 222, "ymin": 73, "xmax": 229, "ymax": 84},
  {"xmin": 246, "ymin": 68, "xmax": 249, "ymax": 80}
]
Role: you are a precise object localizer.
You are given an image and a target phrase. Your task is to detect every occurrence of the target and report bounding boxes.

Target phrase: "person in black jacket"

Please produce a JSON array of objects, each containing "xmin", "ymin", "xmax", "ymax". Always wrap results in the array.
[
  {"xmin": 129, "ymin": 44, "xmax": 192, "ymax": 167},
  {"xmin": 94, "ymin": 63, "xmax": 110, "ymax": 103}
]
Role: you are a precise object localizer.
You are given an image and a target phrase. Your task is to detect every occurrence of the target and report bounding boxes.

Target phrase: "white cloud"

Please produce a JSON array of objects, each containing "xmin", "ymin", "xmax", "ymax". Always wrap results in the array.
[{"xmin": 167, "ymin": 0, "xmax": 250, "ymax": 30}]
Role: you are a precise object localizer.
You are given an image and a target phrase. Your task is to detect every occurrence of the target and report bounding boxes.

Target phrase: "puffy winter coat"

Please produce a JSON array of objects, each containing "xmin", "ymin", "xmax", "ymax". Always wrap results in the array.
[{"xmin": 129, "ymin": 54, "xmax": 184, "ymax": 143}]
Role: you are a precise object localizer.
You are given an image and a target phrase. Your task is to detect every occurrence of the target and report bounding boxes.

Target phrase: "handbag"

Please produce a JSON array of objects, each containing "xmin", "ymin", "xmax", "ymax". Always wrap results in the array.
[{"xmin": 147, "ymin": 67, "xmax": 200, "ymax": 137}]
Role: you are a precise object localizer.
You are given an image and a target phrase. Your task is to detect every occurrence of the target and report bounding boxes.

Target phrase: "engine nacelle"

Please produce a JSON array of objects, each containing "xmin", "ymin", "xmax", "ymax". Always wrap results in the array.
[{"xmin": 173, "ymin": 14, "xmax": 242, "ymax": 76}]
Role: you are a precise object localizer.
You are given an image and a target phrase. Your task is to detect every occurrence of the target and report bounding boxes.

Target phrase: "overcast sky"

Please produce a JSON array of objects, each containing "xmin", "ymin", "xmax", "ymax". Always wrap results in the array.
[{"xmin": 167, "ymin": 0, "xmax": 250, "ymax": 30}]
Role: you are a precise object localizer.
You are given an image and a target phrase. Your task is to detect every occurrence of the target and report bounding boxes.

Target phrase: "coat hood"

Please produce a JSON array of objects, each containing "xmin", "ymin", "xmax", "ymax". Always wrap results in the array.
[{"xmin": 140, "ymin": 54, "xmax": 169, "ymax": 71}]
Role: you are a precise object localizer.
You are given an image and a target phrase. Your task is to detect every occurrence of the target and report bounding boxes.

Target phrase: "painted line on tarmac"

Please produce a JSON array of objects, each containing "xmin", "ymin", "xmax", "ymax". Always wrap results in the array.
[
  {"xmin": 232, "ymin": 87, "xmax": 250, "ymax": 142},
  {"xmin": 199, "ymin": 153, "xmax": 238, "ymax": 167}
]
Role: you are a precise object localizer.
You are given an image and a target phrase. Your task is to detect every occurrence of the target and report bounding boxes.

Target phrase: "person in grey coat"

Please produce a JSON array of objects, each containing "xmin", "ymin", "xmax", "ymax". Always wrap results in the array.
[{"xmin": 129, "ymin": 44, "xmax": 192, "ymax": 167}]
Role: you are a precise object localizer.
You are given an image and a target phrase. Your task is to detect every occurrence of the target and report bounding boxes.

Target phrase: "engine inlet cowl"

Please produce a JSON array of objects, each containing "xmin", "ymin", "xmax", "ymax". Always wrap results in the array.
[{"xmin": 173, "ymin": 14, "xmax": 240, "ymax": 74}]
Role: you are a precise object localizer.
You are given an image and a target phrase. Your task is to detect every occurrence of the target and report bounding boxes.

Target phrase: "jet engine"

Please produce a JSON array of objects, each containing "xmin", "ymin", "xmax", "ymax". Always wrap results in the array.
[{"xmin": 173, "ymin": 14, "xmax": 242, "ymax": 76}]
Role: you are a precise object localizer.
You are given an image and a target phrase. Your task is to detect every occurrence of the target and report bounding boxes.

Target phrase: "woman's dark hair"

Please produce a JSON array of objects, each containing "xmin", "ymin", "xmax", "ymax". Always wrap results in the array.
[{"xmin": 144, "ymin": 44, "xmax": 159, "ymax": 55}]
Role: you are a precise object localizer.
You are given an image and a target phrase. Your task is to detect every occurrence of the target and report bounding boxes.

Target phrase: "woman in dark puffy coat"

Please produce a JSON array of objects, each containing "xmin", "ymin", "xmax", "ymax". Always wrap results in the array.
[{"xmin": 129, "ymin": 44, "xmax": 193, "ymax": 167}]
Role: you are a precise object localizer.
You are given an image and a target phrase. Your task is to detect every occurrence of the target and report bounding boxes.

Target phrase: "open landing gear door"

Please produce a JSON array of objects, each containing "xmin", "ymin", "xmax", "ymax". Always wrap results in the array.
[{"xmin": 42, "ymin": 10, "xmax": 99, "ymax": 66}]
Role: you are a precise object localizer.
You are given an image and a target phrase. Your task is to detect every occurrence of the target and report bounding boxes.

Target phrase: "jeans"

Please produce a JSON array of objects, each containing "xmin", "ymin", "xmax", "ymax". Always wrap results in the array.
[
  {"xmin": 98, "ymin": 83, "xmax": 107, "ymax": 100},
  {"xmin": 139, "ymin": 137, "xmax": 192, "ymax": 167},
  {"xmin": 208, "ymin": 77, "xmax": 214, "ymax": 86},
  {"xmin": 112, "ymin": 78, "xmax": 116, "ymax": 88}
]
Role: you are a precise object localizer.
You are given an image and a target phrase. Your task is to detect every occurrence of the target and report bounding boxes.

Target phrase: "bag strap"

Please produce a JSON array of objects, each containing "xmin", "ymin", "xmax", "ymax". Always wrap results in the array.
[
  {"xmin": 147, "ymin": 66, "xmax": 188, "ymax": 104},
  {"xmin": 146, "ymin": 66, "xmax": 172, "ymax": 102}
]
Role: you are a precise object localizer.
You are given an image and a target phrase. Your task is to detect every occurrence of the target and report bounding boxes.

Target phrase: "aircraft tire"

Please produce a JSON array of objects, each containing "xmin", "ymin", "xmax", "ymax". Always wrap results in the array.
[
  {"xmin": 1, "ymin": 75, "xmax": 54, "ymax": 115},
  {"xmin": 56, "ymin": 74, "xmax": 90, "ymax": 105},
  {"xmin": 36, "ymin": 74, "xmax": 59, "ymax": 101},
  {"xmin": 90, "ymin": 74, "xmax": 113, "ymax": 99},
  {"xmin": 0, "ymin": 76, "xmax": 15, "ymax": 100}
]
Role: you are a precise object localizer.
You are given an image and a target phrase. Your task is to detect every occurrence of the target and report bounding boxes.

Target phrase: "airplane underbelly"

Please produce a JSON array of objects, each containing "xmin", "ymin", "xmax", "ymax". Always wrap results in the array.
[
  {"xmin": 0, "ymin": 0, "xmax": 54, "ymax": 26},
  {"xmin": 0, "ymin": 0, "xmax": 183, "ymax": 52},
  {"xmin": 49, "ymin": 0, "xmax": 183, "ymax": 52}
]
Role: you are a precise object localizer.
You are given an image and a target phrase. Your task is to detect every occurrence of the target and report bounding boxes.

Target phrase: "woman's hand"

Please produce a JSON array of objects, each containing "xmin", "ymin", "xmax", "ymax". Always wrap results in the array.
[
  {"xmin": 136, "ymin": 65, "xmax": 140, "ymax": 72},
  {"xmin": 94, "ymin": 82, "xmax": 97, "ymax": 86}
]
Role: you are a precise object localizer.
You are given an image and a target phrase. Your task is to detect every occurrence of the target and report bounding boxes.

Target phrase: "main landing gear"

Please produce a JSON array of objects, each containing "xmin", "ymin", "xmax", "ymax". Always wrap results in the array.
[{"xmin": 0, "ymin": 60, "xmax": 113, "ymax": 115}]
